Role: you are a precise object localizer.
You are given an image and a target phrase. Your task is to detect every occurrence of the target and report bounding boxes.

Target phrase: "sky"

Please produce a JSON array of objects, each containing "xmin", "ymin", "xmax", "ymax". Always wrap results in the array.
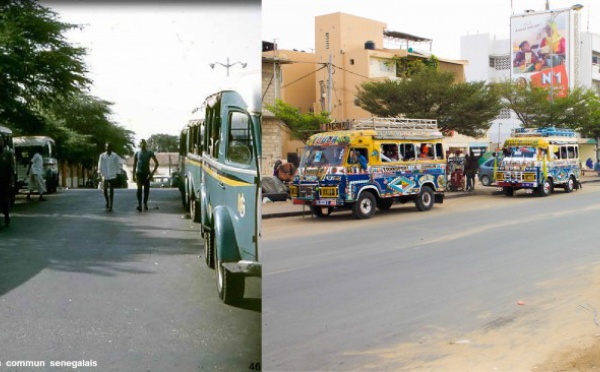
[
  {"xmin": 263, "ymin": 0, "xmax": 599, "ymax": 60},
  {"xmin": 43, "ymin": 1, "xmax": 260, "ymax": 144}
]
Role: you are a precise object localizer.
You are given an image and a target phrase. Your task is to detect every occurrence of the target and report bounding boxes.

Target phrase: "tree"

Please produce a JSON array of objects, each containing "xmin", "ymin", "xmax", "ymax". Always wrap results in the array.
[
  {"xmin": 42, "ymin": 93, "xmax": 135, "ymax": 167},
  {"xmin": 265, "ymin": 100, "xmax": 331, "ymax": 143},
  {"xmin": 494, "ymin": 79, "xmax": 600, "ymax": 136},
  {"xmin": 0, "ymin": 0, "xmax": 89, "ymax": 132},
  {"xmin": 147, "ymin": 134, "xmax": 179, "ymax": 152},
  {"xmin": 356, "ymin": 60, "xmax": 503, "ymax": 138}
]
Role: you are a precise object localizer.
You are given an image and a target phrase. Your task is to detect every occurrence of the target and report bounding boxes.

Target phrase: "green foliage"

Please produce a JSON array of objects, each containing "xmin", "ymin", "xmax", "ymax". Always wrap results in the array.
[
  {"xmin": 265, "ymin": 100, "xmax": 330, "ymax": 143},
  {"xmin": 356, "ymin": 61, "xmax": 502, "ymax": 137},
  {"xmin": 0, "ymin": 0, "xmax": 89, "ymax": 131},
  {"xmin": 146, "ymin": 134, "xmax": 179, "ymax": 152},
  {"xmin": 494, "ymin": 79, "xmax": 600, "ymax": 137}
]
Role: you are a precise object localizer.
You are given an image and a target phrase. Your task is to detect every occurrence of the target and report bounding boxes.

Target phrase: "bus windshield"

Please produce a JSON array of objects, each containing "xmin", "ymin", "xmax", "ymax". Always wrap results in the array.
[
  {"xmin": 300, "ymin": 145, "xmax": 345, "ymax": 167},
  {"xmin": 504, "ymin": 146, "xmax": 536, "ymax": 159}
]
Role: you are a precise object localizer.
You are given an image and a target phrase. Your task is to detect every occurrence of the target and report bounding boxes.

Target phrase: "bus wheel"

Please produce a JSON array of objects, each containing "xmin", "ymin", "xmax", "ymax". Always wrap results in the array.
[
  {"xmin": 564, "ymin": 176, "xmax": 574, "ymax": 193},
  {"xmin": 352, "ymin": 192, "xmax": 376, "ymax": 219},
  {"xmin": 504, "ymin": 187, "xmax": 514, "ymax": 197},
  {"xmin": 415, "ymin": 186, "xmax": 434, "ymax": 211},
  {"xmin": 310, "ymin": 206, "xmax": 333, "ymax": 217},
  {"xmin": 376, "ymin": 198, "xmax": 394, "ymax": 210},
  {"xmin": 189, "ymin": 192, "xmax": 201, "ymax": 223},
  {"xmin": 538, "ymin": 178, "xmax": 552, "ymax": 197},
  {"xmin": 216, "ymin": 256, "xmax": 245, "ymax": 305},
  {"xmin": 204, "ymin": 229, "xmax": 214, "ymax": 269}
]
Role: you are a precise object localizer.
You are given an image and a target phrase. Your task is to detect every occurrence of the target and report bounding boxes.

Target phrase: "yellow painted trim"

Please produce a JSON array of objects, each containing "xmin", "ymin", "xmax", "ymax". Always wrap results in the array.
[{"xmin": 204, "ymin": 164, "xmax": 252, "ymax": 187}]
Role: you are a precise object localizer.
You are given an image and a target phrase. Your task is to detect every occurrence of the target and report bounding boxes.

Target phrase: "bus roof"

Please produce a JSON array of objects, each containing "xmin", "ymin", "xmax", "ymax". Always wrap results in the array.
[
  {"xmin": 13, "ymin": 136, "xmax": 56, "ymax": 147},
  {"xmin": 0, "ymin": 125, "xmax": 12, "ymax": 135}
]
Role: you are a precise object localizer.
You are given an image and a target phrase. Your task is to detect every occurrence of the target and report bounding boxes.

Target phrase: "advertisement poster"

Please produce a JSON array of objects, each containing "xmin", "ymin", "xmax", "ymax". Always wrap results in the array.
[{"xmin": 511, "ymin": 11, "xmax": 569, "ymax": 98}]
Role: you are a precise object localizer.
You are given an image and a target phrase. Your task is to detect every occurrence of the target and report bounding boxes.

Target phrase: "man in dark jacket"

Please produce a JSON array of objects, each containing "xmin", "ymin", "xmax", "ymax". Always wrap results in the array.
[{"xmin": 464, "ymin": 153, "xmax": 479, "ymax": 192}]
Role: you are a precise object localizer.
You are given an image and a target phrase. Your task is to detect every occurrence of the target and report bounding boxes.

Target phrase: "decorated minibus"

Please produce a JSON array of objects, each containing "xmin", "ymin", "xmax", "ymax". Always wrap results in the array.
[
  {"xmin": 493, "ymin": 127, "xmax": 581, "ymax": 196},
  {"xmin": 290, "ymin": 117, "xmax": 446, "ymax": 219}
]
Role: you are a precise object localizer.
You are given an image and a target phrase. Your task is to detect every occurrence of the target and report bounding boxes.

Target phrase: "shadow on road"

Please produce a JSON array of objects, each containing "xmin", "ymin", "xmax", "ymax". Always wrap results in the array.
[{"xmin": 0, "ymin": 189, "xmax": 202, "ymax": 296}]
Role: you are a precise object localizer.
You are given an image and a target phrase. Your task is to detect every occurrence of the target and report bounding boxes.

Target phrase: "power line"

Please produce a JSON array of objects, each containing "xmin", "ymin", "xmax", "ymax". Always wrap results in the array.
[
  {"xmin": 281, "ymin": 65, "xmax": 327, "ymax": 89},
  {"xmin": 332, "ymin": 64, "xmax": 370, "ymax": 79}
]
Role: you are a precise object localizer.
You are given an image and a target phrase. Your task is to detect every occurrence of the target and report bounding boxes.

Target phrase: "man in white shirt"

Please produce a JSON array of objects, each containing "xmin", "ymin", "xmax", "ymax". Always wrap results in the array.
[
  {"xmin": 97, "ymin": 143, "xmax": 122, "ymax": 212},
  {"xmin": 26, "ymin": 150, "xmax": 47, "ymax": 202}
]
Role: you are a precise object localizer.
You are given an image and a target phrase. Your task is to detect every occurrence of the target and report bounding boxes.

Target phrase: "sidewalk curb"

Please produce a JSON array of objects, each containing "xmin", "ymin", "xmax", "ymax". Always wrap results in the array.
[{"xmin": 262, "ymin": 178, "xmax": 600, "ymax": 219}]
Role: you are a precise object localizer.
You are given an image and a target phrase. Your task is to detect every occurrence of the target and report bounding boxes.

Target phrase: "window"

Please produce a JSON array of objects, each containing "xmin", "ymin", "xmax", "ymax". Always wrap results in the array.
[
  {"xmin": 418, "ymin": 143, "xmax": 435, "ymax": 159},
  {"xmin": 434, "ymin": 143, "xmax": 444, "ymax": 160},
  {"xmin": 380, "ymin": 143, "xmax": 399, "ymax": 162},
  {"xmin": 399, "ymin": 143, "xmax": 415, "ymax": 161},
  {"xmin": 227, "ymin": 111, "xmax": 253, "ymax": 165},
  {"xmin": 326, "ymin": 32, "xmax": 329, "ymax": 49},
  {"xmin": 489, "ymin": 56, "xmax": 510, "ymax": 70}
]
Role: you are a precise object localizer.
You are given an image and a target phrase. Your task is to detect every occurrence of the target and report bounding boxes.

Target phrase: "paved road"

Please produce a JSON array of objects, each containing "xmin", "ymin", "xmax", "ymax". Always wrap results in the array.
[
  {"xmin": 262, "ymin": 183, "xmax": 600, "ymax": 370},
  {"xmin": 0, "ymin": 188, "xmax": 260, "ymax": 372}
]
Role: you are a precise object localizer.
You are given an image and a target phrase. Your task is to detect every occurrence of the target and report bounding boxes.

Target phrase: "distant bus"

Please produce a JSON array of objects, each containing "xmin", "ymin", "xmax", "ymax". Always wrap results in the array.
[
  {"xmin": 199, "ymin": 90, "xmax": 261, "ymax": 305},
  {"xmin": 178, "ymin": 119, "xmax": 204, "ymax": 222},
  {"xmin": 13, "ymin": 136, "xmax": 59, "ymax": 193},
  {"xmin": 0, "ymin": 125, "xmax": 17, "ymax": 202}
]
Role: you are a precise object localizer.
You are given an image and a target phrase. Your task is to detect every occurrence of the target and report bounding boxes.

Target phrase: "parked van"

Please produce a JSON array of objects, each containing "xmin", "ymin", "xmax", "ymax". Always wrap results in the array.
[
  {"xmin": 493, "ymin": 127, "xmax": 580, "ymax": 196},
  {"xmin": 199, "ymin": 90, "xmax": 261, "ymax": 305},
  {"xmin": 13, "ymin": 136, "xmax": 59, "ymax": 193},
  {"xmin": 178, "ymin": 119, "xmax": 204, "ymax": 221},
  {"xmin": 291, "ymin": 117, "xmax": 446, "ymax": 219}
]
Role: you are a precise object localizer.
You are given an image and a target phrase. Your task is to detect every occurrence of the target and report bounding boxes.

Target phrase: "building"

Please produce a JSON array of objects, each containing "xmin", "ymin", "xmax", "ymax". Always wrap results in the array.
[{"xmin": 262, "ymin": 12, "xmax": 492, "ymax": 172}]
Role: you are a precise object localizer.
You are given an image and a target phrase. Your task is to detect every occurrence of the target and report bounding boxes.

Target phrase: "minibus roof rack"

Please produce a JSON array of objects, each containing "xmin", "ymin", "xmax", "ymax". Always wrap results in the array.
[
  {"xmin": 512, "ymin": 127, "xmax": 576, "ymax": 138},
  {"xmin": 353, "ymin": 117, "xmax": 439, "ymax": 131}
]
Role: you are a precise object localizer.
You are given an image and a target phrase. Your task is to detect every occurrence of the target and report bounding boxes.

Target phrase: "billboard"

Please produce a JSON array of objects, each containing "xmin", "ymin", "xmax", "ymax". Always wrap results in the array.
[{"xmin": 510, "ymin": 9, "xmax": 575, "ymax": 99}]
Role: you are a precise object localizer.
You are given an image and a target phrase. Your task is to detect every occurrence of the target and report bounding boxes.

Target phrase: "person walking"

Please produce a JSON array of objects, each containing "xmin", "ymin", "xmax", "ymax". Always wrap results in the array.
[
  {"xmin": 464, "ymin": 153, "xmax": 479, "ymax": 192},
  {"xmin": 133, "ymin": 139, "xmax": 159, "ymax": 212},
  {"xmin": 97, "ymin": 142, "xmax": 122, "ymax": 212},
  {"xmin": 26, "ymin": 149, "xmax": 47, "ymax": 201},
  {"xmin": 0, "ymin": 136, "xmax": 15, "ymax": 227}
]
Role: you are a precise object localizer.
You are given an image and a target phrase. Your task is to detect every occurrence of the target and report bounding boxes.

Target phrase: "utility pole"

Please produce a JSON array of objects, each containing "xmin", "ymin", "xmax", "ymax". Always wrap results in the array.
[{"xmin": 327, "ymin": 54, "xmax": 333, "ymax": 114}]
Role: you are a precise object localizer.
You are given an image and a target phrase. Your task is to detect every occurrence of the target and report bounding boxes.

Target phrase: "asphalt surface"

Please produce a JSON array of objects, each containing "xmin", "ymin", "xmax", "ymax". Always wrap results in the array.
[
  {"xmin": 0, "ymin": 188, "xmax": 260, "ymax": 372},
  {"xmin": 261, "ymin": 179, "xmax": 600, "ymax": 370}
]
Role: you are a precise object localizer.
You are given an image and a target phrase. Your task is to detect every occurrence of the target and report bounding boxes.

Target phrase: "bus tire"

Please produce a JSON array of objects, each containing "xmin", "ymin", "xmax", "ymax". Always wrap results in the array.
[
  {"xmin": 504, "ymin": 187, "xmax": 514, "ymax": 197},
  {"xmin": 376, "ymin": 198, "xmax": 394, "ymax": 210},
  {"xmin": 538, "ymin": 178, "xmax": 552, "ymax": 197},
  {"xmin": 204, "ymin": 229, "xmax": 215, "ymax": 269},
  {"xmin": 352, "ymin": 192, "xmax": 376, "ymax": 219},
  {"xmin": 216, "ymin": 257, "xmax": 245, "ymax": 305},
  {"xmin": 190, "ymin": 192, "xmax": 201, "ymax": 223},
  {"xmin": 310, "ymin": 205, "xmax": 333, "ymax": 217},
  {"xmin": 564, "ymin": 176, "xmax": 574, "ymax": 193},
  {"xmin": 415, "ymin": 186, "xmax": 434, "ymax": 211}
]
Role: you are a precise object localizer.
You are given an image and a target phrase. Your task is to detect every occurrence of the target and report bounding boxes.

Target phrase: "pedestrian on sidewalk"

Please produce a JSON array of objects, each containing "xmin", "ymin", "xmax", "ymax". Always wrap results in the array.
[
  {"xmin": 133, "ymin": 139, "xmax": 159, "ymax": 212},
  {"xmin": 25, "ymin": 149, "xmax": 47, "ymax": 201},
  {"xmin": 464, "ymin": 153, "xmax": 479, "ymax": 192},
  {"xmin": 98, "ymin": 142, "xmax": 122, "ymax": 212},
  {"xmin": 0, "ymin": 136, "xmax": 14, "ymax": 227}
]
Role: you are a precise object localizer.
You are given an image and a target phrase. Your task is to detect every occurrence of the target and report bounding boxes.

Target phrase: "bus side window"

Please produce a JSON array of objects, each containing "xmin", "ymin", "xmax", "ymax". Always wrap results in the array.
[
  {"xmin": 419, "ymin": 143, "xmax": 434, "ymax": 159},
  {"xmin": 400, "ymin": 143, "xmax": 415, "ymax": 161},
  {"xmin": 434, "ymin": 143, "xmax": 444, "ymax": 160},
  {"xmin": 381, "ymin": 143, "xmax": 398, "ymax": 162}
]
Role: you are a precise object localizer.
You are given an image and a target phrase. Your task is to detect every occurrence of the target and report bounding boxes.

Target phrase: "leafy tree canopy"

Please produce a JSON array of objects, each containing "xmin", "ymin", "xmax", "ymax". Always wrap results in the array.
[
  {"xmin": 0, "ymin": 0, "xmax": 89, "ymax": 131},
  {"xmin": 356, "ymin": 60, "xmax": 503, "ymax": 138},
  {"xmin": 494, "ymin": 79, "xmax": 600, "ymax": 138},
  {"xmin": 265, "ymin": 100, "xmax": 330, "ymax": 143},
  {"xmin": 146, "ymin": 134, "xmax": 179, "ymax": 152}
]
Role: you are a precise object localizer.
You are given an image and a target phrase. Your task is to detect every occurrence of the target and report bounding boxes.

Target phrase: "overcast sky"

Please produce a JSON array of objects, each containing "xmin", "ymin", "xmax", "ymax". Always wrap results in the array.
[
  {"xmin": 263, "ymin": 0, "xmax": 599, "ymax": 59},
  {"xmin": 44, "ymin": 2, "xmax": 260, "ymax": 144}
]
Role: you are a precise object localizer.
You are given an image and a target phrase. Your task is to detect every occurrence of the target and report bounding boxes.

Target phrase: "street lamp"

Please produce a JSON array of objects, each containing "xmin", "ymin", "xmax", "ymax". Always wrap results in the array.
[
  {"xmin": 209, "ymin": 57, "xmax": 247, "ymax": 77},
  {"xmin": 497, "ymin": 122, "xmax": 503, "ymax": 152}
]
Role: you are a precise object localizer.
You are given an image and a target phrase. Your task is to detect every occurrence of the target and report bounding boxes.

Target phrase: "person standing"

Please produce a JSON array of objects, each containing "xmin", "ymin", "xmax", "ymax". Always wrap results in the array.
[
  {"xmin": 464, "ymin": 153, "xmax": 479, "ymax": 192},
  {"xmin": 26, "ymin": 149, "xmax": 47, "ymax": 201},
  {"xmin": 133, "ymin": 139, "xmax": 159, "ymax": 212},
  {"xmin": 0, "ymin": 136, "xmax": 15, "ymax": 227},
  {"xmin": 97, "ymin": 142, "xmax": 122, "ymax": 212}
]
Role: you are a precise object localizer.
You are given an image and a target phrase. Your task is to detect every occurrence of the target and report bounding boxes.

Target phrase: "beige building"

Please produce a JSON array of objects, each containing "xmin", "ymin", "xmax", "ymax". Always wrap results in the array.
[{"xmin": 261, "ymin": 12, "xmax": 492, "ymax": 174}]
